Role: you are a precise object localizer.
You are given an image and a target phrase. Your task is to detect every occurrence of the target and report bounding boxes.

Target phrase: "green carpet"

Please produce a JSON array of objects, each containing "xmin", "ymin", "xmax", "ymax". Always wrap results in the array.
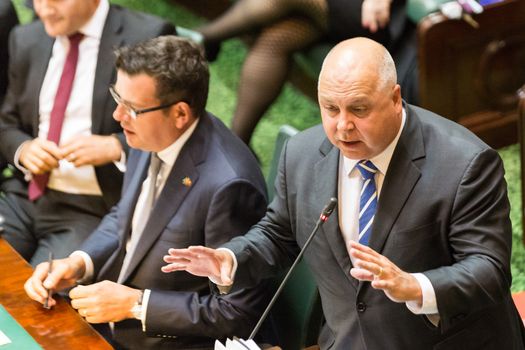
[{"xmin": 12, "ymin": 0, "xmax": 524, "ymax": 292}]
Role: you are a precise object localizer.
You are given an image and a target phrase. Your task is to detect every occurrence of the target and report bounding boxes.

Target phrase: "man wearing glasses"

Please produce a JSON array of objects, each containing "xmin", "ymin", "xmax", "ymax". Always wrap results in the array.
[
  {"xmin": 0, "ymin": 0, "xmax": 174, "ymax": 266},
  {"xmin": 24, "ymin": 36, "xmax": 271, "ymax": 349}
]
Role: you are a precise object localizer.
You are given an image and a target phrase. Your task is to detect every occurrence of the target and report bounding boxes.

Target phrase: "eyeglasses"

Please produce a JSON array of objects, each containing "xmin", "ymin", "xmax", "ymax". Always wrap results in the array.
[{"xmin": 109, "ymin": 85, "xmax": 187, "ymax": 119}]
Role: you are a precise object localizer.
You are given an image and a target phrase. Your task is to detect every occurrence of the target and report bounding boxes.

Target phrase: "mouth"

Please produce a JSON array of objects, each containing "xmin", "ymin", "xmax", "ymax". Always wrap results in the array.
[
  {"xmin": 339, "ymin": 139, "xmax": 360, "ymax": 146},
  {"xmin": 123, "ymin": 128, "xmax": 135, "ymax": 136}
]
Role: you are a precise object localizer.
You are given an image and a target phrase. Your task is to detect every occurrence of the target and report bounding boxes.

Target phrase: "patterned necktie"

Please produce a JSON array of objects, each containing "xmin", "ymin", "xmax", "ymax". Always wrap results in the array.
[
  {"xmin": 28, "ymin": 33, "xmax": 84, "ymax": 201},
  {"xmin": 118, "ymin": 153, "xmax": 163, "ymax": 282},
  {"xmin": 357, "ymin": 160, "xmax": 378, "ymax": 246}
]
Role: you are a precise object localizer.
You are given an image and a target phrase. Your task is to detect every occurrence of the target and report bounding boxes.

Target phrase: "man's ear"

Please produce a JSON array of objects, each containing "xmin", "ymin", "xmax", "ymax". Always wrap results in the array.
[
  {"xmin": 171, "ymin": 102, "xmax": 193, "ymax": 130},
  {"xmin": 392, "ymin": 84, "xmax": 402, "ymax": 112}
]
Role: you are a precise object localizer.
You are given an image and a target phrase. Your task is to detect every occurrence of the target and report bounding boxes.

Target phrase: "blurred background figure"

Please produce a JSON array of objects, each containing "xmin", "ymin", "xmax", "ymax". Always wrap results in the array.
[
  {"xmin": 199, "ymin": 0, "xmax": 408, "ymax": 145},
  {"xmin": 0, "ymin": 0, "xmax": 19, "ymax": 106},
  {"xmin": 0, "ymin": 0, "xmax": 174, "ymax": 266}
]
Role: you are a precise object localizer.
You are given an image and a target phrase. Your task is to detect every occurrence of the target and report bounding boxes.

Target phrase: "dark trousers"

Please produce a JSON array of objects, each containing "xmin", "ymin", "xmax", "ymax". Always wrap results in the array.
[{"xmin": 0, "ymin": 184, "xmax": 109, "ymax": 266}]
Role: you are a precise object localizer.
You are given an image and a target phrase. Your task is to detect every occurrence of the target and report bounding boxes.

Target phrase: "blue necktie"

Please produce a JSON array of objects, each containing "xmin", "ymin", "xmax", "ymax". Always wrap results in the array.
[{"xmin": 357, "ymin": 160, "xmax": 378, "ymax": 246}]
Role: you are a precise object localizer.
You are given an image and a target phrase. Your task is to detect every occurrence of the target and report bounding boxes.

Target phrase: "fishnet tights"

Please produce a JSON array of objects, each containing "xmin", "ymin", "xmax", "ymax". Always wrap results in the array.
[{"xmin": 199, "ymin": 0, "xmax": 329, "ymax": 144}]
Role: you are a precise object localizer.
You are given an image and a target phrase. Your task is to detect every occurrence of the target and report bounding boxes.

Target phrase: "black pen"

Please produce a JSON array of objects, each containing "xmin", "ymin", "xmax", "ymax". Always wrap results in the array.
[{"xmin": 43, "ymin": 251, "xmax": 53, "ymax": 309}]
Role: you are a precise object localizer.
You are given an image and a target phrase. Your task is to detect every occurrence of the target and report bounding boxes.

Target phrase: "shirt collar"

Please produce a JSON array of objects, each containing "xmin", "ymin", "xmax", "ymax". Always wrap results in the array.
[
  {"xmin": 343, "ymin": 107, "xmax": 407, "ymax": 176},
  {"xmin": 77, "ymin": 0, "xmax": 109, "ymax": 40},
  {"xmin": 157, "ymin": 118, "xmax": 200, "ymax": 168}
]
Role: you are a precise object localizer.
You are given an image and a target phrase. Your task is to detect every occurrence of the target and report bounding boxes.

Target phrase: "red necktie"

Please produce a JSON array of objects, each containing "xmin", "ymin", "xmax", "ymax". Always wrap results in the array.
[{"xmin": 28, "ymin": 33, "xmax": 84, "ymax": 201}]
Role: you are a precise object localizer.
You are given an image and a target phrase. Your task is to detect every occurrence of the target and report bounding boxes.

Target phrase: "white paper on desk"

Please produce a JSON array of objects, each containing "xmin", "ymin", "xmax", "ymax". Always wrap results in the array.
[
  {"xmin": 214, "ymin": 339, "xmax": 227, "ymax": 350},
  {"xmin": 214, "ymin": 338, "xmax": 262, "ymax": 350},
  {"xmin": 0, "ymin": 330, "xmax": 12, "ymax": 345}
]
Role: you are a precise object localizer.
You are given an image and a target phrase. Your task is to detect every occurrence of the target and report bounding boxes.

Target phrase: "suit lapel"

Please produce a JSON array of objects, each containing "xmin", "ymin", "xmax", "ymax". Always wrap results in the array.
[
  {"xmin": 315, "ymin": 138, "xmax": 358, "ymax": 289},
  {"xmin": 119, "ymin": 117, "xmax": 209, "ymax": 282},
  {"xmin": 97, "ymin": 152, "xmax": 148, "ymax": 281},
  {"xmin": 368, "ymin": 104, "xmax": 425, "ymax": 254},
  {"xmin": 92, "ymin": 5, "xmax": 122, "ymax": 133},
  {"xmin": 31, "ymin": 28, "xmax": 54, "ymax": 136}
]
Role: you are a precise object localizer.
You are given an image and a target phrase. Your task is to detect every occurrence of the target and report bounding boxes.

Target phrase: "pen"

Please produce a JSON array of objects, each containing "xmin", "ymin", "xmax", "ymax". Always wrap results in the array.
[{"xmin": 43, "ymin": 251, "xmax": 53, "ymax": 309}]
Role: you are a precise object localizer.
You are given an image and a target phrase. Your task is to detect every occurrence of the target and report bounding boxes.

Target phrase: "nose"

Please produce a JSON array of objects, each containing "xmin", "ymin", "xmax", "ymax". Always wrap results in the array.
[
  {"xmin": 113, "ymin": 104, "xmax": 130, "ymax": 122},
  {"xmin": 36, "ymin": 0, "xmax": 55, "ymax": 17},
  {"xmin": 336, "ymin": 111, "xmax": 355, "ymax": 132}
]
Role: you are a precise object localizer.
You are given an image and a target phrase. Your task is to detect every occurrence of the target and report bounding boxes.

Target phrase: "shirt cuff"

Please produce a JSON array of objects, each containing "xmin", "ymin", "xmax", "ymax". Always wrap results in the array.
[
  {"xmin": 69, "ymin": 250, "xmax": 94, "ymax": 284},
  {"xmin": 141, "ymin": 289, "xmax": 151, "ymax": 332},
  {"xmin": 14, "ymin": 141, "xmax": 33, "ymax": 181},
  {"xmin": 209, "ymin": 248, "xmax": 238, "ymax": 294},
  {"xmin": 113, "ymin": 149, "xmax": 127, "ymax": 173},
  {"xmin": 406, "ymin": 273, "xmax": 438, "ymax": 315}
]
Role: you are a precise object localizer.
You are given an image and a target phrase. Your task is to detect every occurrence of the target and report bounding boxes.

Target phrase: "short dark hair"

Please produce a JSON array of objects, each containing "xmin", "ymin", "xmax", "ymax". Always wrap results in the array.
[{"xmin": 115, "ymin": 35, "xmax": 209, "ymax": 117}]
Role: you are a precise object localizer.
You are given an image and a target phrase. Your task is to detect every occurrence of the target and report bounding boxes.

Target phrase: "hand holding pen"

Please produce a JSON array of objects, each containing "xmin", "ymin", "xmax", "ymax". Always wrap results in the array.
[{"xmin": 43, "ymin": 251, "xmax": 53, "ymax": 310}]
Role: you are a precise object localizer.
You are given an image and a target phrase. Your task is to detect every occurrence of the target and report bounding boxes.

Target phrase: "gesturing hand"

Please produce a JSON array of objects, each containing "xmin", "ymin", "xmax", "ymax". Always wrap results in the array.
[
  {"xmin": 162, "ymin": 246, "xmax": 234, "ymax": 286},
  {"xmin": 348, "ymin": 240, "xmax": 422, "ymax": 304}
]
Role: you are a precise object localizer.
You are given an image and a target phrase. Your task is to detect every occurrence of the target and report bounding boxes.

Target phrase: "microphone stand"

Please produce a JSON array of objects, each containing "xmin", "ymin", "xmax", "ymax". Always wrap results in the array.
[{"xmin": 248, "ymin": 197, "xmax": 337, "ymax": 340}]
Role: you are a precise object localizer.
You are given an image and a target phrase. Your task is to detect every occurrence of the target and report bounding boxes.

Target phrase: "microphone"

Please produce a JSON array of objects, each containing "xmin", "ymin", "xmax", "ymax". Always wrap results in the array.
[{"xmin": 248, "ymin": 197, "xmax": 337, "ymax": 340}]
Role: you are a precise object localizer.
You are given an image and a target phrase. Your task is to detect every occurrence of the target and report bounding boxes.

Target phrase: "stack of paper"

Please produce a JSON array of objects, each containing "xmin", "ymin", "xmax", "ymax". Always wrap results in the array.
[{"xmin": 214, "ymin": 338, "xmax": 262, "ymax": 350}]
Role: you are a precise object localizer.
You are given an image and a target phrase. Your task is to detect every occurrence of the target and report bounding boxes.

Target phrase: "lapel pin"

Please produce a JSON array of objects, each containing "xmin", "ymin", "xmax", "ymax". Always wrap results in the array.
[{"xmin": 182, "ymin": 177, "xmax": 192, "ymax": 187}]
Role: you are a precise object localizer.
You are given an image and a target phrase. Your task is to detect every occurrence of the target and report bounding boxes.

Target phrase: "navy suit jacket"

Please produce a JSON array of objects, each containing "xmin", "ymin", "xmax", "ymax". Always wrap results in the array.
[
  {"xmin": 80, "ymin": 113, "xmax": 271, "ymax": 349},
  {"xmin": 0, "ymin": 5, "xmax": 175, "ymax": 208},
  {"xmin": 224, "ymin": 104, "xmax": 525, "ymax": 350}
]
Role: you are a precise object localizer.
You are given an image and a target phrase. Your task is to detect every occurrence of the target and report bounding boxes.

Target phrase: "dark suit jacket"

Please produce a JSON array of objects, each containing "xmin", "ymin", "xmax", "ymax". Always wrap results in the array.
[
  {"xmin": 80, "ymin": 113, "xmax": 271, "ymax": 349},
  {"xmin": 0, "ymin": 0, "xmax": 18, "ymax": 106},
  {"xmin": 224, "ymin": 104, "xmax": 525, "ymax": 350},
  {"xmin": 0, "ymin": 5, "xmax": 175, "ymax": 208}
]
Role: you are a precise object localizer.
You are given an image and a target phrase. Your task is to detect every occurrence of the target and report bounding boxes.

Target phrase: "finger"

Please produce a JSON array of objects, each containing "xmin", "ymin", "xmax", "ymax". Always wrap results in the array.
[
  {"xmin": 69, "ymin": 285, "xmax": 92, "ymax": 299},
  {"xmin": 187, "ymin": 245, "xmax": 216, "ymax": 255},
  {"xmin": 24, "ymin": 276, "xmax": 47, "ymax": 304},
  {"xmin": 39, "ymin": 140, "xmax": 63, "ymax": 161},
  {"xmin": 163, "ymin": 255, "xmax": 189, "ymax": 263},
  {"xmin": 350, "ymin": 267, "xmax": 375, "ymax": 281},
  {"xmin": 70, "ymin": 298, "xmax": 91, "ymax": 310},
  {"xmin": 354, "ymin": 259, "xmax": 383, "ymax": 277},
  {"xmin": 161, "ymin": 263, "xmax": 187, "ymax": 273},
  {"xmin": 348, "ymin": 240, "xmax": 380, "ymax": 258},
  {"xmin": 167, "ymin": 248, "xmax": 199, "ymax": 260},
  {"xmin": 43, "ymin": 261, "xmax": 71, "ymax": 290}
]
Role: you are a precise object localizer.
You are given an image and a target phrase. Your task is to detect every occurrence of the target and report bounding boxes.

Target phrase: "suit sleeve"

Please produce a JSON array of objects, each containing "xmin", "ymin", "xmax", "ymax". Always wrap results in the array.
[
  {"xmin": 0, "ymin": 28, "xmax": 34, "ymax": 164},
  {"xmin": 424, "ymin": 148, "xmax": 513, "ymax": 332},
  {"xmin": 79, "ymin": 203, "xmax": 122, "ymax": 274},
  {"xmin": 144, "ymin": 180, "xmax": 272, "ymax": 339},
  {"xmin": 223, "ymin": 140, "xmax": 301, "ymax": 289}
]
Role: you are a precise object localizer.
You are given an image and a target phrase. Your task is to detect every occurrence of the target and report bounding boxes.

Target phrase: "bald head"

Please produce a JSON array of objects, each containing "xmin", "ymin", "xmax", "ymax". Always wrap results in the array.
[
  {"xmin": 317, "ymin": 37, "xmax": 403, "ymax": 160},
  {"xmin": 319, "ymin": 37, "xmax": 397, "ymax": 93}
]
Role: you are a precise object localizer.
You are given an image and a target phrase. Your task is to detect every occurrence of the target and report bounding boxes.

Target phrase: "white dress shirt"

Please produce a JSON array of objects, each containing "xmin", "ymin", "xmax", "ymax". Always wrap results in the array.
[
  {"xmin": 73, "ymin": 118, "xmax": 199, "ymax": 331},
  {"xmin": 15, "ymin": 0, "xmax": 110, "ymax": 195}
]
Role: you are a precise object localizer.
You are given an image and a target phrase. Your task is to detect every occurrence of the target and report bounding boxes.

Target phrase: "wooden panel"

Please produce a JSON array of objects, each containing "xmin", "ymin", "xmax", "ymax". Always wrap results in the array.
[
  {"xmin": 418, "ymin": 0, "xmax": 525, "ymax": 148},
  {"xmin": 0, "ymin": 238, "xmax": 112, "ymax": 350}
]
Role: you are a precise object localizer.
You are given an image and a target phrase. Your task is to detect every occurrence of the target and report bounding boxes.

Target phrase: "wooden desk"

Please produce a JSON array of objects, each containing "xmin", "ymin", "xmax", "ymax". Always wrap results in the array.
[{"xmin": 0, "ymin": 238, "xmax": 112, "ymax": 349}]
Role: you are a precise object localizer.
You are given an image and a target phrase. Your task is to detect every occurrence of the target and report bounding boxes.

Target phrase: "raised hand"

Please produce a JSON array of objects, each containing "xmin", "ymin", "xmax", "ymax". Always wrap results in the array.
[
  {"xmin": 162, "ymin": 246, "xmax": 234, "ymax": 286},
  {"xmin": 348, "ymin": 240, "xmax": 422, "ymax": 304}
]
